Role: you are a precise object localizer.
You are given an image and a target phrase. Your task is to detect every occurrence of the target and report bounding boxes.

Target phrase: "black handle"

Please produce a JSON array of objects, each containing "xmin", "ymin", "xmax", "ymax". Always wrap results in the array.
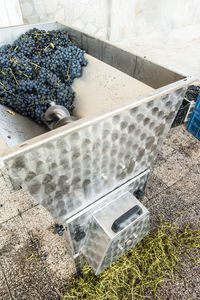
[{"xmin": 111, "ymin": 205, "xmax": 142, "ymax": 233}]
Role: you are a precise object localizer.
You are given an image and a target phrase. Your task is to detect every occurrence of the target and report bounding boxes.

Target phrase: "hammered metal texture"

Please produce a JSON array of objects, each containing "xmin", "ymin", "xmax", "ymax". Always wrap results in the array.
[
  {"xmin": 98, "ymin": 216, "xmax": 149, "ymax": 274},
  {"xmin": 67, "ymin": 171, "xmax": 149, "ymax": 252},
  {"xmin": 5, "ymin": 88, "xmax": 185, "ymax": 222},
  {"xmin": 82, "ymin": 192, "xmax": 149, "ymax": 275},
  {"xmin": 67, "ymin": 171, "xmax": 149, "ymax": 271}
]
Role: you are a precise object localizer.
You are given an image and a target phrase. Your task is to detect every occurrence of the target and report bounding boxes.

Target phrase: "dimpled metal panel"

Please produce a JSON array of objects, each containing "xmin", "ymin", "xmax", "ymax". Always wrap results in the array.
[
  {"xmin": 67, "ymin": 171, "xmax": 149, "ymax": 271},
  {"xmin": 98, "ymin": 216, "xmax": 149, "ymax": 274},
  {"xmin": 67, "ymin": 171, "xmax": 149, "ymax": 251},
  {"xmin": 82, "ymin": 192, "xmax": 149, "ymax": 275},
  {"xmin": 4, "ymin": 88, "xmax": 185, "ymax": 222}
]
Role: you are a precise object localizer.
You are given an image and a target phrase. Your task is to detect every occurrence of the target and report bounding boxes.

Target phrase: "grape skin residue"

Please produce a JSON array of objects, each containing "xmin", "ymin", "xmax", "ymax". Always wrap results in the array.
[{"xmin": 0, "ymin": 29, "xmax": 88, "ymax": 124}]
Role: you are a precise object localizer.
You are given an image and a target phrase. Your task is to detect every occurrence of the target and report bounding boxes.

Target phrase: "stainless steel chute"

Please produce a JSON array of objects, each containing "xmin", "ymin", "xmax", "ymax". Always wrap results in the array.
[{"xmin": 0, "ymin": 22, "xmax": 195, "ymax": 275}]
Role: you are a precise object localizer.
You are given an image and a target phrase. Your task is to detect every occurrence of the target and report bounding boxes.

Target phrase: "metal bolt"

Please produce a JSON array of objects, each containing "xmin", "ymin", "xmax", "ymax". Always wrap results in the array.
[
  {"xmin": 73, "ymin": 251, "xmax": 82, "ymax": 259},
  {"xmin": 118, "ymin": 244, "xmax": 123, "ymax": 251},
  {"xmin": 133, "ymin": 233, "xmax": 138, "ymax": 239},
  {"xmin": 55, "ymin": 224, "xmax": 65, "ymax": 236},
  {"xmin": 74, "ymin": 226, "xmax": 86, "ymax": 242},
  {"xmin": 119, "ymin": 163, "xmax": 126, "ymax": 170},
  {"xmin": 134, "ymin": 189, "xmax": 145, "ymax": 200},
  {"xmin": 101, "ymin": 174, "xmax": 108, "ymax": 181},
  {"xmin": 126, "ymin": 239, "xmax": 133, "ymax": 246}
]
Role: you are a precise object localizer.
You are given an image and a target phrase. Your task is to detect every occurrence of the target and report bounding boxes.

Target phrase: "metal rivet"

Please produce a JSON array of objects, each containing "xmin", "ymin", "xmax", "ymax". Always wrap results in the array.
[
  {"xmin": 119, "ymin": 163, "xmax": 126, "ymax": 169},
  {"xmin": 118, "ymin": 244, "xmax": 123, "ymax": 251},
  {"xmin": 133, "ymin": 233, "xmax": 138, "ymax": 239},
  {"xmin": 126, "ymin": 239, "xmax": 133, "ymax": 246},
  {"xmin": 101, "ymin": 174, "xmax": 107, "ymax": 181}
]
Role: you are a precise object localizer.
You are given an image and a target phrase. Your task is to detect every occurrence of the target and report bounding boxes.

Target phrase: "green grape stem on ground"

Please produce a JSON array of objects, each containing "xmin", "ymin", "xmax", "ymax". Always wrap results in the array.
[{"xmin": 66, "ymin": 221, "xmax": 200, "ymax": 299}]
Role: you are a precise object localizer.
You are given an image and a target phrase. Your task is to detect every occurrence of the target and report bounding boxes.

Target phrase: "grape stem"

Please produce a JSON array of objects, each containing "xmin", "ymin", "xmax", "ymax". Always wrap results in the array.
[
  {"xmin": 43, "ymin": 44, "xmax": 50, "ymax": 51},
  {"xmin": 8, "ymin": 67, "xmax": 18, "ymax": 85},
  {"xmin": 0, "ymin": 81, "xmax": 6, "ymax": 90},
  {"xmin": 67, "ymin": 66, "xmax": 70, "ymax": 80}
]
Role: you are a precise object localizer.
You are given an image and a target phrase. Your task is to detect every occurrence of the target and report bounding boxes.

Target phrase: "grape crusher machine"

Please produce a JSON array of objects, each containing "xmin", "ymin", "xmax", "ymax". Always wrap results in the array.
[{"xmin": 0, "ymin": 22, "xmax": 195, "ymax": 275}]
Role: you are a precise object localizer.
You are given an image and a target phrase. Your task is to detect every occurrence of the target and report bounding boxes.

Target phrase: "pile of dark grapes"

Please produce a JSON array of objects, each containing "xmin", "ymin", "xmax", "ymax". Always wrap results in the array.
[
  {"xmin": 185, "ymin": 85, "xmax": 200, "ymax": 102},
  {"xmin": 0, "ymin": 28, "xmax": 87, "ymax": 124}
]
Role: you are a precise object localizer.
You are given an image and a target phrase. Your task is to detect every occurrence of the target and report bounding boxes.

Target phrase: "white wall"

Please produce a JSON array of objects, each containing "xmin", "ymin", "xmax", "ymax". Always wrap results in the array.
[
  {"xmin": 19, "ymin": 0, "xmax": 200, "ymax": 42},
  {"xmin": 0, "ymin": 0, "xmax": 23, "ymax": 28},
  {"xmin": 19, "ymin": 0, "xmax": 110, "ymax": 39},
  {"xmin": 110, "ymin": 0, "xmax": 200, "ymax": 42}
]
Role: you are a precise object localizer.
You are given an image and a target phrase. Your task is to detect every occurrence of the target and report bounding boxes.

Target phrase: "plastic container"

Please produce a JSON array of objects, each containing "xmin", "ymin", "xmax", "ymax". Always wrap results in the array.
[
  {"xmin": 195, "ymin": 93, "xmax": 200, "ymax": 110},
  {"xmin": 187, "ymin": 108, "xmax": 200, "ymax": 140}
]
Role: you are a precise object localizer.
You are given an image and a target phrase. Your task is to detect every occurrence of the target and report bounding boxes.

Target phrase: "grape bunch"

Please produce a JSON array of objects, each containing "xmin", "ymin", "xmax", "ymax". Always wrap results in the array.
[
  {"xmin": 0, "ymin": 28, "xmax": 88, "ymax": 124},
  {"xmin": 185, "ymin": 85, "xmax": 200, "ymax": 102}
]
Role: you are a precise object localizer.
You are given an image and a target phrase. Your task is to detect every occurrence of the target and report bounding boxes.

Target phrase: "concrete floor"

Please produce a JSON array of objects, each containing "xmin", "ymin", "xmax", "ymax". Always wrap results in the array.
[{"xmin": 0, "ymin": 124, "xmax": 199, "ymax": 299}]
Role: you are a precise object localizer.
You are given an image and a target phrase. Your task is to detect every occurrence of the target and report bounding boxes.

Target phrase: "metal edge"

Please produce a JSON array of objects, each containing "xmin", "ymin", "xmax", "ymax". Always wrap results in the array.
[
  {"xmin": 66, "ymin": 169, "xmax": 150, "ymax": 224},
  {"xmin": 55, "ymin": 21, "xmax": 187, "ymax": 79},
  {"xmin": 0, "ymin": 20, "xmax": 192, "ymax": 79},
  {"xmin": 1, "ymin": 76, "xmax": 196, "ymax": 160},
  {"xmin": 0, "ymin": 22, "xmax": 197, "ymax": 159},
  {"xmin": 0, "ymin": 21, "xmax": 57, "ymax": 32}
]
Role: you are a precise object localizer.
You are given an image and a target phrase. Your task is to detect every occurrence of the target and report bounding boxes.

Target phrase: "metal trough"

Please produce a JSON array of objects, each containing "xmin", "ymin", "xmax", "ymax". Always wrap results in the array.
[{"xmin": 0, "ymin": 22, "xmax": 195, "ymax": 275}]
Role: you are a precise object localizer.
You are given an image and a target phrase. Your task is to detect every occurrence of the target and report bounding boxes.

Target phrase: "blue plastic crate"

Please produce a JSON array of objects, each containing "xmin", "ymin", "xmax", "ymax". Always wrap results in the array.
[
  {"xmin": 196, "ymin": 94, "xmax": 200, "ymax": 110},
  {"xmin": 187, "ymin": 108, "xmax": 200, "ymax": 140}
]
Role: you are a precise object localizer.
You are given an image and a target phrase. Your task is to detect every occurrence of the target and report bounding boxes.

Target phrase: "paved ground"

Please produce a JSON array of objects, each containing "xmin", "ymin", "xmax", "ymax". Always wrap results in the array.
[{"xmin": 0, "ymin": 124, "xmax": 199, "ymax": 300}]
